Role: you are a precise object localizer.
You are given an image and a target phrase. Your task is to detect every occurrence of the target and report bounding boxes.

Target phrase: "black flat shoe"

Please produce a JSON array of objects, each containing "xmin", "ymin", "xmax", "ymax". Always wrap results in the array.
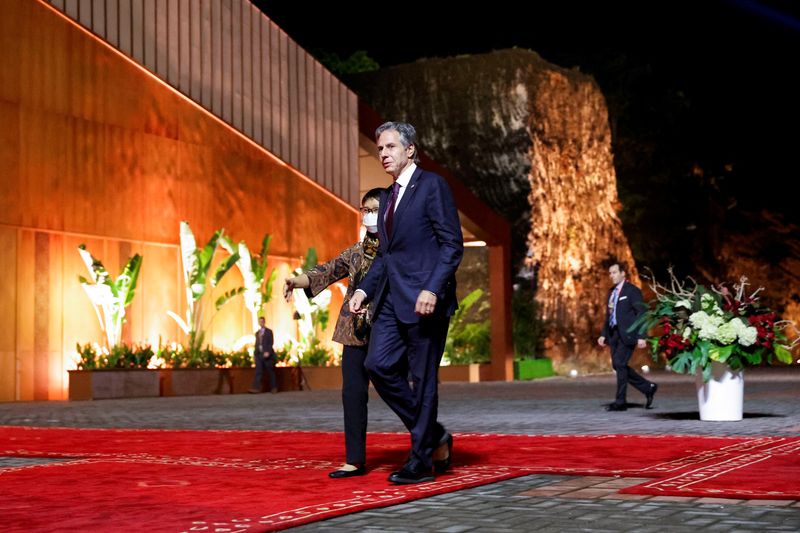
[
  {"xmin": 645, "ymin": 383, "xmax": 658, "ymax": 409},
  {"xmin": 328, "ymin": 465, "xmax": 365, "ymax": 478},
  {"xmin": 433, "ymin": 432, "xmax": 453, "ymax": 473},
  {"xmin": 605, "ymin": 403, "xmax": 627, "ymax": 411},
  {"xmin": 388, "ymin": 466, "xmax": 435, "ymax": 484}
]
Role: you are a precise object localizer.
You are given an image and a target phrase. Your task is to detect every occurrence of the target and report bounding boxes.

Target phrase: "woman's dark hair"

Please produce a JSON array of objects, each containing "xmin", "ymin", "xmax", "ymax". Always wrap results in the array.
[{"xmin": 361, "ymin": 187, "xmax": 384, "ymax": 205}]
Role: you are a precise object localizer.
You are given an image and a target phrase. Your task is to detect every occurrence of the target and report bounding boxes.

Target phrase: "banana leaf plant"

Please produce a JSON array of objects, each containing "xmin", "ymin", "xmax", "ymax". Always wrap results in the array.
[
  {"xmin": 77, "ymin": 244, "xmax": 143, "ymax": 349},
  {"xmin": 220, "ymin": 233, "xmax": 278, "ymax": 333},
  {"xmin": 167, "ymin": 221, "xmax": 240, "ymax": 354},
  {"xmin": 287, "ymin": 248, "xmax": 334, "ymax": 364}
]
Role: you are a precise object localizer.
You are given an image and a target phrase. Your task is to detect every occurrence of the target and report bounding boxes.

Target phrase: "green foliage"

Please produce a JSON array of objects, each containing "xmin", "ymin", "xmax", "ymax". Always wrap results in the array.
[
  {"xmin": 297, "ymin": 338, "xmax": 333, "ymax": 367},
  {"xmin": 447, "ymin": 322, "xmax": 491, "ymax": 365},
  {"xmin": 220, "ymin": 233, "xmax": 278, "ymax": 331},
  {"xmin": 512, "ymin": 285, "xmax": 548, "ymax": 359},
  {"xmin": 159, "ymin": 344, "xmax": 186, "ymax": 369},
  {"xmin": 182, "ymin": 347, "xmax": 223, "ymax": 369},
  {"xmin": 77, "ymin": 341, "xmax": 255, "ymax": 370},
  {"xmin": 76, "ymin": 343, "xmax": 98, "ymax": 370},
  {"xmin": 168, "ymin": 221, "xmax": 240, "ymax": 354},
  {"xmin": 302, "ymin": 247, "xmax": 318, "ymax": 271},
  {"xmin": 315, "ymin": 50, "xmax": 379, "ymax": 76},
  {"xmin": 76, "ymin": 343, "xmax": 154, "ymax": 369},
  {"xmin": 315, "ymin": 308, "xmax": 330, "ymax": 334},
  {"xmin": 445, "ymin": 289, "xmax": 491, "ymax": 364},
  {"xmin": 215, "ymin": 287, "xmax": 245, "ymax": 310},
  {"xmin": 158, "ymin": 344, "xmax": 252, "ymax": 369},
  {"xmin": 275, "ymin": 342, "xmax": 293, "ymax": 366},
  {"xmin": 225, "ymin": 349, "xmax": 253, "ymax": 368}
]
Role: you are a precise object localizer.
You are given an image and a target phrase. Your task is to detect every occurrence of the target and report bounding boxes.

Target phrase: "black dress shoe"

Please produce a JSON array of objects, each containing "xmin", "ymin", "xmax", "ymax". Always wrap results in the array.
[
  {"xmin": 605, "ymin": 403, "xmax": 627, "ymax": 411},
  {"xmin": 433, "ymin": 432, "xmax": 453, "ymax": 473},
  {"xmin": 328, "ymin": 464, "xmax": 365, "ymax": 479},
  {"xmin": 388, "ymin": 466, "xmax": 435, "ymax": 484},
  {"xmin": 645, "ymin": 383, "xmax": 658, "ymax": 409}
]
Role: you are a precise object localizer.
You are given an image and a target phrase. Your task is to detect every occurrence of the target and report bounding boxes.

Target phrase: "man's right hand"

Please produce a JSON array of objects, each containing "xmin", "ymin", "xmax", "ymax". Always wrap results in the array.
[
  {"xmin": 349, "ymin": 291, "xmax": 366, "ymax": 313},
  {"xmin": 597, "ymin": 336, "xmax": 606, "ymax": 347}
]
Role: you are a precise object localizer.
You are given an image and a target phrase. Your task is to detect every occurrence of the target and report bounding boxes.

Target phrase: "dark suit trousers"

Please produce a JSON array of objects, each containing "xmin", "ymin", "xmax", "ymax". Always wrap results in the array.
[
  {"xmin": 252, "ymin": 352, "xmax": 276, "ymax": 391},
  {"xmin": 609, "ymin": 327, "xmax": 651, "ymax": 404},
  {"xmin": 365, "ymin": 290, "xmax": 448, "ymax": 470},
  {"xmin": 341, "ymin": 344, "xmax": 370, "ymax": 465}
]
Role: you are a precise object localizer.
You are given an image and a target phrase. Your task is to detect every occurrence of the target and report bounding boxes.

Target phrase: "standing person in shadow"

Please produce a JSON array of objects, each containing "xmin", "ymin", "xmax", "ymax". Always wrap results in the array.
[
  {"xmin": 283, "ymin": 188, "xmax": 384, "ymax": 478},
  {"xmin": 249, "ymin": 316, "xmax": 278, "ymax": 394},
  {"xmin": 597, "ymin": 260, "xmax": 657, "ymax": 411},
  {"xmin": 350, "ymin": 121, "xmax": 463, "ymax": 484}
]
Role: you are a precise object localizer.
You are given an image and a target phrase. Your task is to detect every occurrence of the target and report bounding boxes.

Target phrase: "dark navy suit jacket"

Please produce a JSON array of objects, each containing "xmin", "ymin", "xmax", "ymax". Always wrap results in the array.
[
  {"xmin": 357, "ymin": 166, "xmax": 464, "ymax": 324},
  {"xmin": 601, "ymin": 281, "xmax": 645, "ymax": 347}
]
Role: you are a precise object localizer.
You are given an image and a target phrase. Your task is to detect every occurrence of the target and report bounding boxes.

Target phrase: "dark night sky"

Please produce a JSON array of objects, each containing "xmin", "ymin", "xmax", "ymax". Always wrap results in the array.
[{"xmin": 255, "ymin": 0, "xmax": 799, "ymax": 218}]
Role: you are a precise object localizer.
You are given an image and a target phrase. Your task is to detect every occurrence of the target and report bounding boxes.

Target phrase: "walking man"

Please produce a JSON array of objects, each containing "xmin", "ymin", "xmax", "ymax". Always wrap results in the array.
[{"xmin": 350, "ymin": 121, "xmax": 463, "ymax": 483}]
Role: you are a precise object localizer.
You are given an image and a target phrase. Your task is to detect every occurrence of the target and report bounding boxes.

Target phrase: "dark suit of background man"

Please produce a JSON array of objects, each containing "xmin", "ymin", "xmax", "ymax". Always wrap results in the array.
[
  {"xmin": 249, "ymin": 316, "xmax": 277, "ymax": 394},
  {"xmin": 350, "ymin": 121, "xmax": 464, "ymax": 484},
  {"xmin": 597, "ymin": 261, "xmax": 657, "ymax": 411}
]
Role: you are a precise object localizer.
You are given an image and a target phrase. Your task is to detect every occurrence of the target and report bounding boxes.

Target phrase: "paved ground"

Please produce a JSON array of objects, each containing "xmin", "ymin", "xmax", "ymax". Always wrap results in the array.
[{"xmin": 2, "ymin": 367, "xmax": 799, "ymax": 531}]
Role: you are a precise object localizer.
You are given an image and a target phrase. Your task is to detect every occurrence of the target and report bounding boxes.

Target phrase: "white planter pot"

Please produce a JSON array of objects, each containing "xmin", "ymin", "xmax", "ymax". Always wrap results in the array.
[{"xmin": 695, "ymin": 361, "xmax": 744, "ymax": 421}]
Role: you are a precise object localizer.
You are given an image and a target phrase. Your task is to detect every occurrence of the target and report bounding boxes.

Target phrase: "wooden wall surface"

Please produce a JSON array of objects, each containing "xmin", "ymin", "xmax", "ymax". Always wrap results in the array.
[
  {"xmin": 45, "ymin": 0, "xmax": 360, "ymax": 206},
  {"xmin": 0, "ymin": 0, "xmax": 357, "ymax": 400}
]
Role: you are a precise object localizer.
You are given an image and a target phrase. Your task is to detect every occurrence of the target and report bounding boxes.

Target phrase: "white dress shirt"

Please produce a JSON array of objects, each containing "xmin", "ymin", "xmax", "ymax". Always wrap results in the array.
[
  {"xmin": 357, "ymin": 163, "xmax": 417, "ymax": 300},
  {"xmin": 389, "ymin": 163, "xmax": 416, "ymax": 214}
]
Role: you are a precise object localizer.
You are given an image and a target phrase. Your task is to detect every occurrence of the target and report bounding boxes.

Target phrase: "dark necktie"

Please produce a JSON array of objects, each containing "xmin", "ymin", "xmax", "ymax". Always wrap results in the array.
[
  {"xmin": 384, "ymin": 181, "xmax": 400, "ymax": 236},
  {"xmin": 609, "ymin": 286, "xmax": 620, "ymax": 327}
]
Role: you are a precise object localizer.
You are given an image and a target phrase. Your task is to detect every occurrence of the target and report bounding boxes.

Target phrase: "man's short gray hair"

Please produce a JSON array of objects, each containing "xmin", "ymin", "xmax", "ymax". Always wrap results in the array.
[{"xmin": 375, "ymin": 121, "xmax": 421, "ymax": 164}]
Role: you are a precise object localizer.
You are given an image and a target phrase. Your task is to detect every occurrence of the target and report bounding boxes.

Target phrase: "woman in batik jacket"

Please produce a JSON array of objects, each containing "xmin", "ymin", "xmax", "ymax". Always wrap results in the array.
[{"xmin": 283, "ymin": 188, "xmax": 382, "ymax": 478}]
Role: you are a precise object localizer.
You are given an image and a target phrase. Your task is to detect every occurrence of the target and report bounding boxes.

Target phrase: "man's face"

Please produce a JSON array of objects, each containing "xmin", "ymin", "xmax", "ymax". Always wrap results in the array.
[
  {"xmin": 609, "ymin": 265, "xmax": 626, "ymax": 286},
  {"xmin": 258, "ymin": 318, "xmax": 265, "ymax": 328},
  {"xmin": 377, "ymin": 129, "xmax": 414, "ymax": 178}
]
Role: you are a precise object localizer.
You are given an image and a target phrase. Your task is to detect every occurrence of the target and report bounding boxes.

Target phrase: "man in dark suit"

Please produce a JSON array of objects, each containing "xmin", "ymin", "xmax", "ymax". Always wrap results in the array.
[
  {"xmin": 249, "ymin": 316, "xmax": 278, "ymax": 394},
  {"xmin": 597, "ymin": 261, "xmax": 657, "ymax": 411},
  {"xmin": 350, "ymin": 121, "xmax": 463, "ymax": 484}
]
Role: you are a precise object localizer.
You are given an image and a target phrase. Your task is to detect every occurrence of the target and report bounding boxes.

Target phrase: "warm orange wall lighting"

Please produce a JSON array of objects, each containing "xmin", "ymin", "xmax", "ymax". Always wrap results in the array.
[{"xmin": 0, "ymin": 0, "xmax": 358, "ymax": 401}]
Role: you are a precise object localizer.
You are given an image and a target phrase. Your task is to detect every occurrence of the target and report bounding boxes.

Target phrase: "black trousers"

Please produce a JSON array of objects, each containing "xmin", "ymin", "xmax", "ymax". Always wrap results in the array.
[
  {"xmin": 609, "ymin": 327, "xmax": 652, "ymax": 405},
  {"xmin": 341, "ymin": 344, "xmax": 370, "ymax": 465},
  {"xmin": 365, "ymin": 289, "xmax": 448, "ymax": 470},
  {"xmin": 252, "ymin": 352, "xmax": 276, "ymax": 391}
]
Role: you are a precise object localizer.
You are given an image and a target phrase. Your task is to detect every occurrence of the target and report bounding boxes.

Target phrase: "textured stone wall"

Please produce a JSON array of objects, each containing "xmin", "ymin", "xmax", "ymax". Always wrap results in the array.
[{"xmin": 350, "ymin": 49, "xmax": 639, "ymax": 370}]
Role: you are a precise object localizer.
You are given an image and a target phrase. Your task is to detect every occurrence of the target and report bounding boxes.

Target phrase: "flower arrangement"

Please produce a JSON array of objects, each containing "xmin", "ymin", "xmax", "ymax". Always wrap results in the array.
[{"xmin": 635, "ymin": 270, "xmax": 798, "ymax": 380}]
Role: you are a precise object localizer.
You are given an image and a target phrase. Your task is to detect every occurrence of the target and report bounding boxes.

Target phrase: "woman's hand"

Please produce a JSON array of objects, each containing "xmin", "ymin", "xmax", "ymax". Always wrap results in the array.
[{"xmin": 283, "ymin": 275, "xmax": 310, "ymax": 302}]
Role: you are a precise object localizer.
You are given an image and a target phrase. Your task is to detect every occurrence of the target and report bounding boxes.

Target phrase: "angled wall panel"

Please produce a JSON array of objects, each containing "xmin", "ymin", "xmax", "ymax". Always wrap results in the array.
[{"xmin": 1, "ymin": 0, "xmax": 359, "ymax": 400}]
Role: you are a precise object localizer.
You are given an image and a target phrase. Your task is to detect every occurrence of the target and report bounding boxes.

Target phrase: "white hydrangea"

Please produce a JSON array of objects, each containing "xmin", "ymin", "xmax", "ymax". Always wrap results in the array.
[
  {"xmin": 714, "ymin": 321, "xmax": 738, "ymax": 345},
  {"xmin": 733, "ymin": 318, "xmax": 758, "ymax": 347},
  {"xmin": 675, "ymin": 299, "xmax": 692, "ymax": 310},
  {"xmin": 682, "ymin": 326, "xmax": 693, "ymax": 340},
  {"xmin": 689, "ymin": 311, "xmax": 724, "ymax": 340}
]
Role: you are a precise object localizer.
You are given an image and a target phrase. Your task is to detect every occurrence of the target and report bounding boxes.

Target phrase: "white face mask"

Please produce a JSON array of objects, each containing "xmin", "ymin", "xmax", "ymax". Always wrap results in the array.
[{"xmin": 362, "ymin": 212, "xmax": 378, "ymax": 233}]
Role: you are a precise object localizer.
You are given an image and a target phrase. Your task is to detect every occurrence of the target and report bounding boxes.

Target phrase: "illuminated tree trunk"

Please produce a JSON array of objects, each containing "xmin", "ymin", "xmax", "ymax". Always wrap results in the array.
[{"xmin": 351, "ymin": 49, "xmax": 639, "ymax": 370}]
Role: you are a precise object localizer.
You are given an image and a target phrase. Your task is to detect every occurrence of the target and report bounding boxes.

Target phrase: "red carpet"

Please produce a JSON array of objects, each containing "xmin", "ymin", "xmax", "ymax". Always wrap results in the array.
[{"xmin": 1, "ymin": 427, "xmax": 798, "ymax": 532}]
